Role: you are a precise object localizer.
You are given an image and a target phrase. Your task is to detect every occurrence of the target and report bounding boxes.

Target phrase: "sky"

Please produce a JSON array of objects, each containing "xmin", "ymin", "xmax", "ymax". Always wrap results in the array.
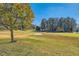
[{"xmin": 30, "ymin": 3, "xmax": 79, "ymax": 26}]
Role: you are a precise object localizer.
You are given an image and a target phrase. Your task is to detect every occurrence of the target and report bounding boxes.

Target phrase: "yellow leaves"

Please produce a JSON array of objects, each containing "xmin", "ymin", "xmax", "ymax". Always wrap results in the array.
[
  {"xmin": 15, "ymin": 4, "xmax": 21, "ymax": 9},
  {"xmin": 0, "ymin": 4, "xmax": 34, "ymax": 30}
]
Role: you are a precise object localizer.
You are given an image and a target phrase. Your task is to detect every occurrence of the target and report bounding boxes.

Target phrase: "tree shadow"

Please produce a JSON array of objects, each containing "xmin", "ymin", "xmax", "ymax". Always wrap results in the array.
[{"xmin": 0, "ymin": 39, "xmax": 17, "ymax": 45}]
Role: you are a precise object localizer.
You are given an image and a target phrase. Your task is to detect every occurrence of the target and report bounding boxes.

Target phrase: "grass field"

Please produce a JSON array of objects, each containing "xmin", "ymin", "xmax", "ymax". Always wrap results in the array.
[{"xmin": 0, "ymin": 30, "xmax": 79, "ymax": 56}]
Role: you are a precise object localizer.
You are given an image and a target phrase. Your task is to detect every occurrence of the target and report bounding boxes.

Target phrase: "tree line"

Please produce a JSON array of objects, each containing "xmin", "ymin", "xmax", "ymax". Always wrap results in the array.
[{"xmin": 36, "ymin": 17, "xmax": 77, "ymax": 32}]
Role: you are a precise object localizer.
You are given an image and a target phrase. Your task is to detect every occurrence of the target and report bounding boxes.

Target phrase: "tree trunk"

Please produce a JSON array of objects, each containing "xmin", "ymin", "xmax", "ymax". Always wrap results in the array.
[
  {"xmin": 9, "ymin": 17, "xmax": 16, "ymax": 42},
  {"xmin": 10, "ymin": 28, "xmax": 14, "ymax": 42}
]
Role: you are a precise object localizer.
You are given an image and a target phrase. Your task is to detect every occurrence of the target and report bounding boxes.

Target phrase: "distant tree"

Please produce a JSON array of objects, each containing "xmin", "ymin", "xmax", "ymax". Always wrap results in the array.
[
  {"xmin": 76, "ymin": 24, "xmax": 79, "ymax": 32},
  {"xmin": 48, "ymin": 18, "xmax": 58, "ymax": 32},
  {"xmin": 47, "ymin": 18, "xmax": 53, "ymax": 31},
  {"xmin": 36, "ymin": 26, "xmax": 40, "ymax": 32},
  {"xmin": 64, "ymin": 17, "xmax": 76, "ymax": 32},
  {"xmin": 47, "ymin": 18, "xmax": 51, "ymax": 31},
  {"xmin": 40, "ymin": 18, "xmax": 47, "ymax": 31},
  {"xmin": 31, "ymin": 24, "xmax": 36, "ymax": 29},
  {"xmin": 70, "ymin": 18, "xmax": 76, "ymax": 32},
  {"xmin": 64, "ymin": 17, "xmax": 71, "ymax": 32},
  {"xmin": 56, "ymin": 17, "xmax": 64, "ymax": 32}
]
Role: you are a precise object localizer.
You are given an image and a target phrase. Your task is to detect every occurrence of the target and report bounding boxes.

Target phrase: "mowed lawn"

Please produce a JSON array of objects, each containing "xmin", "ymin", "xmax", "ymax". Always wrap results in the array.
[{"xmin": 0, "ymin": 30, "xmax": 79, "ymax": 56}]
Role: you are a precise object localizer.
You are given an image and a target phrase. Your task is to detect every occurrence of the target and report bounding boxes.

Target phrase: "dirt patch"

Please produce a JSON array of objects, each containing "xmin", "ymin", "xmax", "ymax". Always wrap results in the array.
[
  {"xmin": 15, "ymin": 34, "xmax": 29, "ymax": 39},
  {"xmin": 33, "ymin": 33, "xmax": 43, "ymax": 35},
  {"xmin": 0, "ymin": 34, "xmax": 29, "ymax": 39}
]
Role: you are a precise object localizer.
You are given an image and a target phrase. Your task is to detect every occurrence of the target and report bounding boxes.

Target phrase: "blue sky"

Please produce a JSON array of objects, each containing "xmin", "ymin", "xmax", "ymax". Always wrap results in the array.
[{"xmin": 30, "ymin": 3, "xmax": 79, "ymax": 26}]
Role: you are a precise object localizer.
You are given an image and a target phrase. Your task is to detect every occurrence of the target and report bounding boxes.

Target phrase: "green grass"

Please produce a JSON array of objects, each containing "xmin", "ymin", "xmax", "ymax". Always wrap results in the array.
[{"xmin": 0, "ymin": 31, "xmax": 79, "ymax": 56}]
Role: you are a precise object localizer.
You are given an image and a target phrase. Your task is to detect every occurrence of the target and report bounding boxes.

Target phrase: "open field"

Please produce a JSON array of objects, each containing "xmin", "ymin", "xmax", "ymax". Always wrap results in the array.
[{"xmin": 0, "ymin": 30, "xmax": 79, "ymax": 56}]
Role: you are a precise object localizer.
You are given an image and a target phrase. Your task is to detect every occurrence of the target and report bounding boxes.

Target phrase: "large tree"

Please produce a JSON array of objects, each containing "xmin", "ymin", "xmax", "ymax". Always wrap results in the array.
[{"xmin": 0, "ymin": 3, "xmax": 34, "ymax": 42}]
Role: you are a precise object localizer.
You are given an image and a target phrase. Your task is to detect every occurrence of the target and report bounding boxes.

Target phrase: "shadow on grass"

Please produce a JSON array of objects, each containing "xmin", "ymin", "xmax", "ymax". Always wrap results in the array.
[
  {"xmin": 0, "ymin": 38, "xmax": 17, "ymax": 45},
  {"xmin": 0, "ymin": 37, "xmax": 44, "ymax": 45},
  {"xmin": 0, "ymin": 41, "xmax": 11, "ymax": 45}
]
